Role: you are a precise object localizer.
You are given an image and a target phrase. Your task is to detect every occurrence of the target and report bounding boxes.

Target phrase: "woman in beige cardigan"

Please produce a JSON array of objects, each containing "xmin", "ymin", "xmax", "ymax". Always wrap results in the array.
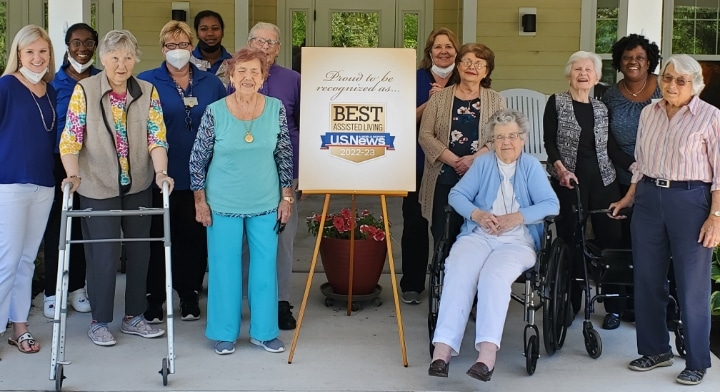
[{"xmin": 419, "ymin": 43, "xmax": 506, "ymax": 246}]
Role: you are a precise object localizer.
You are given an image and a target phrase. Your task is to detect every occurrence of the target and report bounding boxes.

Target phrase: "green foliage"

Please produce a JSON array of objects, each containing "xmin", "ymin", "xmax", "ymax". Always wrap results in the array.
[
  {"xmin": 0, "ymin": 1, "xmax": 6, "ymax": 74},
  {"xmin": 712, "ymin": 247, "xmax": 720, "ymax": 316},
  {"xmin": 403, "ymin": 13, "xmax": 418, "ymax": 49},
  {"xmin": 330, "ymin": 12, "xmax": 379, "ymax": 48},
  {"xmin": 307, "ymin": 208, "xmax": 386, "ymax": 242},
  {"xmin": 291, "ymin": 11, "xmax": 307, "ymax": 47}
]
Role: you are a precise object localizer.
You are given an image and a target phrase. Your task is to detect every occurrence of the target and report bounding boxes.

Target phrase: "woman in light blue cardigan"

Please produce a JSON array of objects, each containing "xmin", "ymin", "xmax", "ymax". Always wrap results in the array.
[{"xmin": 428, "ymin": 109, "xmax": 559, "ymax": 382}]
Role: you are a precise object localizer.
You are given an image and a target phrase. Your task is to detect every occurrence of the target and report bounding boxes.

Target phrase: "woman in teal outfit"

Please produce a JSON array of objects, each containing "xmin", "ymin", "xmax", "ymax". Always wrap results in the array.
[{"xmin": 189, "ymin": 47, "xmax": 293, "ymax": 355}]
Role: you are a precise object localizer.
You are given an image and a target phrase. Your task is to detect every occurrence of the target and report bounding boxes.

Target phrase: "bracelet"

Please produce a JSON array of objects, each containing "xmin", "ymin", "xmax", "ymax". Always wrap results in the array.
[{"xmin": 69, "ymin": 175, "xmax": 81, "ymax": 180}]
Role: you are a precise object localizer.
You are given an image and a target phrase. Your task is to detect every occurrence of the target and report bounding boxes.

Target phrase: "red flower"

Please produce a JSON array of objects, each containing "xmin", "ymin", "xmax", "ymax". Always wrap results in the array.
[
  {"xmin": 362, "ymin": 209, "xmax": 370, "ymax": 216},
  {"xmin": 333, "ymin": 216, "xmax": 346, "ymax": 232},
  {"xmin": 360, "ymin": 224, "xmax": 371, "ymax": 234},
  {"xmin": 372, "ymin": 230, "xmax": 385, "ymax": 242}
]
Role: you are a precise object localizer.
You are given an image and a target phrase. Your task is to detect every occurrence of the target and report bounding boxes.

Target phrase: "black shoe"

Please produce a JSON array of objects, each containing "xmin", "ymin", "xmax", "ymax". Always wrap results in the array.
[
  {"xmin": 466, "ymin": 362, "xmax": 494, "ymax": 382},
  {"xmin": 144, "ymin": 300, "xmax": 164, "ymax": 324},
  {"xmin": 428, "ymin": 359, "xmax": 449, "ymax": 377},
  {"xmin": 628, "ymin": 351, "xmax": 674, "ymax": 371},
  {"xmin": 676, "ymin": 368, "xmax": 705, "ymax": 385},
  {"xmin": 602, "ymin": 313, "xmax": 621, "ymax": 330},
  {"xmin": 180, "ymin": 292, "xmax": 200, "ymax": 321},
  {"xmin": 278, "ymin": 301, "xmax": 297, "ymax": 330}
]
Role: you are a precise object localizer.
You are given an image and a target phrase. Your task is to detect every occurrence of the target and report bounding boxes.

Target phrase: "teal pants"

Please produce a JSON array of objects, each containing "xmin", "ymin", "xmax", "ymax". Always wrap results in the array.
[{"xmin": 205, "ymin": 212, "xmax": 279, "ymax": 342}]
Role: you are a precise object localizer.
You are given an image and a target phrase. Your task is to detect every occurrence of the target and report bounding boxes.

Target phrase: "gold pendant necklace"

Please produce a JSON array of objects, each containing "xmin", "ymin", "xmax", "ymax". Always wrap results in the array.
[
  {"xmin": 623, "ymin": 78, "xmax": 647, "ymax": 97},
  {"xmin": 235, "ymin": 94, "xmax": 259, "ymax": 143}
]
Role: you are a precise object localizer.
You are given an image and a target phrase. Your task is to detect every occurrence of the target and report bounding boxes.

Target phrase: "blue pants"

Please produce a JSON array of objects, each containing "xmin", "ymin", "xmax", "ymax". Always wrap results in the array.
[
  {"xmin": 631, "ymin": 180, "xmax": 712, "ymax": 370},
  {"xmin": 205, "ymin": 212, "xmax": 279, "ymax": 342}
]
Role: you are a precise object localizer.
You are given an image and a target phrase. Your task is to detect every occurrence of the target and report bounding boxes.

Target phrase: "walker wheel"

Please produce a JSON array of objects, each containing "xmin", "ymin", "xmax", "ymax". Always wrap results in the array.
[
  {"xmin": 325, "ymin": 298, "xmax": 334, "ymax": 307},
  {"xmin": 583, "ymin": 327, "xmax": 602, "ymax": 359},
  {"xmin": 160, "ymin": 358, "xmax": 169, "ymax": 386},
  {"xmin": 525, "ymin": 334, "xmax": 539, "ymax": 375},
  {"xmin": 55, "ymin": 364, "xmax": 65, "ymax": 392},
  {"xmin": 372, "ymin": 297, "xmax": 383, "ymax": 307}
]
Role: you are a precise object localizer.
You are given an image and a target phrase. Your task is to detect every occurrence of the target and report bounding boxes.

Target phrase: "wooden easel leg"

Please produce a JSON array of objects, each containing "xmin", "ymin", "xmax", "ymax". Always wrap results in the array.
[
  {"xmin": 288, "ymin": 193, "xmax": 331, "ymax": 364},
  {"xmin": 380, "ymin": 195, "xmax": 408, "ymax": 367},
  {"xmin": 347, "ymin": 195, "xmax": 356, "ymax": 315}
]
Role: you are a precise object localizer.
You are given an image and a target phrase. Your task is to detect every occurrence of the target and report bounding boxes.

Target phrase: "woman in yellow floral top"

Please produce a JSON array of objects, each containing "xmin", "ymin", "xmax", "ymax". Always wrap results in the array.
[{"xmin": 59, "ymin": 30, "xmax": 174, "ymax": 347}]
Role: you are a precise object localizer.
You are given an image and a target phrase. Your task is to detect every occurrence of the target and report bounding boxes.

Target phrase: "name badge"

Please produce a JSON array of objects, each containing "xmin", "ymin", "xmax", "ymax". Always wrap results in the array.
[{"xmin": 183, "ymin": 97, "xmax": 198, "ymax": 107}]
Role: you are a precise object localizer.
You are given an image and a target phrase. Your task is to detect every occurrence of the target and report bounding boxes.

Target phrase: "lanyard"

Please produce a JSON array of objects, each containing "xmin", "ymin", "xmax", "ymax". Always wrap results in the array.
[{"xmin": 171, "ymin": 68, "xmax": 194, "ymax": 131}]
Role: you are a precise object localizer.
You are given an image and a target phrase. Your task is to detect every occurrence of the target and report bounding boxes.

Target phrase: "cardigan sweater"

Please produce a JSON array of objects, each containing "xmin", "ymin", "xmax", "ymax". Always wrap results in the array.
[
  {"xmin": 449, "ymin": 152, "xmax": 560, "ymax": 251},
  {"xmin": 418, "ymin": 84, "xmax": 506, "ymax": 225}
]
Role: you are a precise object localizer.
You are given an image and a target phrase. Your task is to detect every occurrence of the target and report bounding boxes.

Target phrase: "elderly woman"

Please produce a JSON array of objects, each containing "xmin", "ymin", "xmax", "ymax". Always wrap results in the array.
[
  {"xmin": 189, "ymin": 47, "xmax": 293, "ymax": 355},
  {"xmin": 419, "ymin": 43, "xmax": 506, "ymax": 252},
  {"xmin": 245, "ymin": 22, "xmax": 302, "ymax": 330},
  {"xmin": 43, "ymin": 22, "xmax": 100, "ymax": 319},
  {"xmin": 138, "ymin": 20, "xmax": 226, "ymax": 324},
  {"xmin": 60, "ymin": 30, "xmax": 173, "ymax": 346},
  {"xmin": 599, "ymin": 35, "xmax": 662, "ymax": 329},
  {"xmin": 191, "ymin": 10, "xmax": 233, "ymax": 86},
  {"xmin": 428, "ymin": 109, "xmax": 559, "ymax": 382},
  {"xmin": 611, "ymin": 54, "xmax": 719, "ymax": 386},
  {"xmin": 401, "ymin": 27, "xmax": 460, "ymax": 305},
  {"xmin": 0, "ymin": 24, "xmax": 56, "ymax": 354},
  {"xmin": 543, "ymin": 51, "xmax": 628, "ymax": 318}
]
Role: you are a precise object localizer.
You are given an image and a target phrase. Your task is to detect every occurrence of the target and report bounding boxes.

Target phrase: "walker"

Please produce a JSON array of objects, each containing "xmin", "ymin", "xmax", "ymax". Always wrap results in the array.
[{"xmin": 49, "ymin": 181, "xmax": 175, "ymax": 390}]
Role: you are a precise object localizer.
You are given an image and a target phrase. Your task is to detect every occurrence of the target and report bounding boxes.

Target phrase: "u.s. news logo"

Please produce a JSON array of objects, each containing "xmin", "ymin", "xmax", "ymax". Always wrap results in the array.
[{"xmin": 319, "ymin": 103, "xmax": 396, "ymax": 163}]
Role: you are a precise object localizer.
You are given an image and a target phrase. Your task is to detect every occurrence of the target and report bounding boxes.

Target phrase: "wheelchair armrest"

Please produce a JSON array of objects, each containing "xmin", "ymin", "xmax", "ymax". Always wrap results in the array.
[{"xmin": 543, "ymin": 215, "xmax": 559, "ymax": 223}]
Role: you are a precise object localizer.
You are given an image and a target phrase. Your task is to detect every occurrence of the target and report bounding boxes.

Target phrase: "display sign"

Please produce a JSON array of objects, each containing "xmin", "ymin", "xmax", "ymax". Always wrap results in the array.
[{"xmin": 298, "ymin": 47, "xmax": 416, "ymax": 192}]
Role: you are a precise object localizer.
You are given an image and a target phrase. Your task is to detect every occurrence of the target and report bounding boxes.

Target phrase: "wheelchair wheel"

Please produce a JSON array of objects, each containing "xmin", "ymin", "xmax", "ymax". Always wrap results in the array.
[
  {"xmin": 552, "ymin": 243, "xmax": 571, "ymax": 349},
  {"xmin": 675, "ymin": 324, "xmax": 686, "ymax": 358},
  {"xmin": 583, "ymin": 322, "xmax": 602, "ymax": 359},
  {"xmin": 542, "ymin": 237, "xmax": 567, "ymax": 356},
  {"xmin": 525, "ymin": 331, "xmax": 539, "ymax": 375}
]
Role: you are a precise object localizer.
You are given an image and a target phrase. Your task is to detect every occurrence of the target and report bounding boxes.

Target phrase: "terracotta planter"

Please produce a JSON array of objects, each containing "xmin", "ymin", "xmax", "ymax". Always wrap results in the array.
[{"xmin": 320, "ymin": 237, "xmax": 387, "ymax": 295}]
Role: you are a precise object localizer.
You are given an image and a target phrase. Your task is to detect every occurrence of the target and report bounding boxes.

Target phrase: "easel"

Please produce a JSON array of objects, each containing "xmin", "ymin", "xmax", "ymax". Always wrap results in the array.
[{"xmin": 287, "ymin": 190, "xmax": 408, "ymax": 367}]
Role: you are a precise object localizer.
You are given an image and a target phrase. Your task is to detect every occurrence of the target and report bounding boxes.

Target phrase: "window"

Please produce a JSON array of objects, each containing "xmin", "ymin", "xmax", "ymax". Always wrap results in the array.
[
  {"xmin": 673, "ymin": 0, "xmax": 720, "ymax": 55},
  {"xmin": 0, "ymin": 0, "xmax": 6, "ymax": 74},
  {"xmin": 291, "ymin": 10, "xmax": 307, "ymax": 73},
  {"xmin": 595, "ymin": 0, "xmax": 620, "ymax": 85},
  {"xmin": 402, "ymin": 12, "xmax": 418, "ymax": 50},
  {"xmin": 330, "ymin": 12, "xmax": 380, "ymax": 48}
]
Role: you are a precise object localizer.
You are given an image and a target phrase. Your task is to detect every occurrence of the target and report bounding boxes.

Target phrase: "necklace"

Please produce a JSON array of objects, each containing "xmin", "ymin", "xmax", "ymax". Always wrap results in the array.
[
  {"xmin": 30, "ymin": 90, "xmax": 56, "ymax": 133},
  {"xmin": 235, "ymin": 94, "xmax": 260, "ymax": 143},
  {"xmin": 497, "ymin": 159, "xmax": 517, "ymax": 215},
  {"xmin": 623, "ymin": 77, "xmax": 648, "ymax": 97}
]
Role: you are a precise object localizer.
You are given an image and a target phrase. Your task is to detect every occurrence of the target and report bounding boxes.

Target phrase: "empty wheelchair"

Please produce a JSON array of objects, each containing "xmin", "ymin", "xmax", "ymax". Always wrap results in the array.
[{"xmin": 427, "ymin": 207, "xmax": 570, "ymax": 375}]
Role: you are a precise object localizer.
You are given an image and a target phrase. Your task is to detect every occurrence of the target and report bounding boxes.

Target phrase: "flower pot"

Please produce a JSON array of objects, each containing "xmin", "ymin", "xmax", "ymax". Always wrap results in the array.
[{"xmin": 320, "ymin": 237, "xmax": 387, "ymax": 295}]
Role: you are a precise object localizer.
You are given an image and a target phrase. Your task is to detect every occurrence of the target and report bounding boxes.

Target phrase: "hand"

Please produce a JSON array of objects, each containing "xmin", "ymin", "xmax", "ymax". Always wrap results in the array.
[
  {"xmin": 495, "ymin": 212, "xmax": 524, "ymax": 235},
  {"xmin": 558, "ymin": 170, "xmax": 578, "ymax": 189},
  {"xmin": 429, "ymin": 83, "xmax": 443, "ymax": 97},
  {"xmin": 155, "ymin": 173, "xmax": 175, "ymax": 194},
  {"xmin": 471, "ymin": 209, "xmax": 499, "ymax": 234},
  {"xmin": 455, "ymin": 155, "xmax": 475, "ymax": 176},
  {"xmin": 278, "ymin": 199, "xmax": 292, "ymax": 224},
  {"xmin": 195, "ymin": 201, "xmax": 212, "ymax": 227},
  {"xmin": 61, "ymin": 176, "xmax": 81, "ymax": 193},
  {"xmin": 608, "ymin": 197, "xmax": 633, "ymax": 220},
  {"xmin": 698, "ymin": 216, "xmax": 720, "ymax": 248}
]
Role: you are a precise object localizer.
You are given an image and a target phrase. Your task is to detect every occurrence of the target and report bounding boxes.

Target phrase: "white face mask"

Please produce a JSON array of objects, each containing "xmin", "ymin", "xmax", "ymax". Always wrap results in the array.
[
  {"xmin": 19, "ymin": 66, "xmax": 48, "ymax": 84},
  {"xmin": 68, "ymin": 55, "xmax": 93, "ymax": 74},
  {"xmin": 431, "ymin": 62, "xmax": 455, "ymax": 78},
  {"xmin": 166, "ymin": 49, "xmax": 191, "ymax": 70}
]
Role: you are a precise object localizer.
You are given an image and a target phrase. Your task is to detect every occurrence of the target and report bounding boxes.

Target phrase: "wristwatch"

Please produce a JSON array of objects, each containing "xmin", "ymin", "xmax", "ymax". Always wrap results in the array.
[
  {"xmin": 282, "ymin": 196, "xmax": 295, "ymax": 204},
  {"xmin": 156, "ymin": 170, "xmax": 168, "ymax": 176},
  {"xmin": 713, "ymin": 210, "xmax": 720, "ymax": 217}
]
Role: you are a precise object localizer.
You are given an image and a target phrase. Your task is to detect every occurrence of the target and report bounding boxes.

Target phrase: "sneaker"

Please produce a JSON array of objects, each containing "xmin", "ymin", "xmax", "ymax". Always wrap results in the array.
[
  {"xmin": 278, "ymin": 301, "xmax": 297, "ymax": 330},
  {"xmin": 676, "ymin": 368, "xmax": 706, "ymax": 385},
  {"xmin": 180, "ymin": 292, "xmax": 200, "ymax": 321},
  {"xmin": 88, "ymin": 323, "xmax": 117, "ymax": 346},
  {"xmin": 214, "ymin": 341, "xmax": 236, "ymax": 355},
  {"xmin": 628, "ymin": 351, "xmax": 674, "ymax": 371},
  {"xmin": 121, "ymin": 316, "xmax": 165, "ymax": 338},
  {"xmin": 44, "ymin": 296, "xmax": 56, "ymax": 319},
  {"xmin": 250, "ymin": 337, "xmax": 285, "ymax": 353},
  {"xmin": 68, "ymin": 288, "xmax": 92, "ymax": 313},
  {"xmin": 402, "ymin": 291, "xmax": 422, "ymax": 305},
  {"xmin": 144, "ymin": 300, "xmax": 164, "ymax": 324}
]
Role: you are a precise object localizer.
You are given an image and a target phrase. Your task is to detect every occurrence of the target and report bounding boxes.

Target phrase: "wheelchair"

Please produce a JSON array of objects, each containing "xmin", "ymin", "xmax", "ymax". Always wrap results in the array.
[
  {"xmin": 427, "ymin": 206, "xmax": 570, "ymax": 375},
  {"xmin": 566, "ymin": 181, "xmax": 686, "ymax": 359}
]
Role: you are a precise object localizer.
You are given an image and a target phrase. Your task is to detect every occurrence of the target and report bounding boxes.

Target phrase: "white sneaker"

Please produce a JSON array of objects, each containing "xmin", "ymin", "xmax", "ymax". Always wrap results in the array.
[
  {"xmin": 69, "ymin": 288, "xmax": 92, "ymax": 313},
  {"xmin": 44, "ymin": 295, "xmax": 56, "ymax": 319}
]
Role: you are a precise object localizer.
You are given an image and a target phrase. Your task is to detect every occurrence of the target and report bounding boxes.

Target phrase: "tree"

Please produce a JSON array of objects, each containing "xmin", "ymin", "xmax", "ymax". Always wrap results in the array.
[{"xmin": 0, "ymin": 1, "xmax": 7, "ymax": 74}]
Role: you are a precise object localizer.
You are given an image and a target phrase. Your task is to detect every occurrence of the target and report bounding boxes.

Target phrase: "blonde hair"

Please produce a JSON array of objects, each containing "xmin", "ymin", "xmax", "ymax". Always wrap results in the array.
[
  {"xmin": 159, "ymin": 20, "xmax": 195, "ymax": 46},
  {"xmin": 2, "ymin": 24, "xmax": 56, "ymax": 82}
]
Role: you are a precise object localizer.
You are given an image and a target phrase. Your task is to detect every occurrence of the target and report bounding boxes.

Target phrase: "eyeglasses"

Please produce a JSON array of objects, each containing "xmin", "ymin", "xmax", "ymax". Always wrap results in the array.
[
  {"xmin": 250, "ymin": 37, "xmax": 281, "ymax": 47},
  {"xmin": 163, "ymin": 42, "xmax": 191, "ymax": 50},
  {"xmin": 460, "ymin": 59, "xmax": 487, "ymax": 69},
  {"xmin": 661, "ymin": 74, "xmax": 691, "ymax": 86},
  {"xmin": 621, "ymin": 55, "xmax": 647, "ymax": 63},
  {"xmin": 69, "ymin": 39, "xmax": 96, "ymax": 49},
  {"xmin": 493, "ymin": 133, "xmax": 523, "ymax": 142}
]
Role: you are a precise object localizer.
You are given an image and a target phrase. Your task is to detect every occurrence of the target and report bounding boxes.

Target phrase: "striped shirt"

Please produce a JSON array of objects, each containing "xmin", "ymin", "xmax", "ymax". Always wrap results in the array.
[{"xmin": 632, "ymin": 95, "xmax": 720, "ymax": 190}]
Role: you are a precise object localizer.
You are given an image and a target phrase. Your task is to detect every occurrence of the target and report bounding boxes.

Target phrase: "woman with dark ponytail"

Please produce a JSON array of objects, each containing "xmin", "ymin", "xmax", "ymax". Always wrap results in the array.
[{"xmin": 42, "ymin": 23, "xmax": 100, "ymax": 319}]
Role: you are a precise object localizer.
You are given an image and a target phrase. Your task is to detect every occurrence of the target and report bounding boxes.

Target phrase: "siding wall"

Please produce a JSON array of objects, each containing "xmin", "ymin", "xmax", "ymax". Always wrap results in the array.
[
  {"xmin": 433, "ymin": 0, "xmax": 462, "ymax": 38},
  {"xmin": 122, "ymin": 0, "xmax": 235, "ymax": 73},
  {"xmin": 249, "ymin": 0, "xmax": 277, "ymax": 28},
  {"xmin": 476, "ymin": 0, "xmax": 581, "ymax": 94}
]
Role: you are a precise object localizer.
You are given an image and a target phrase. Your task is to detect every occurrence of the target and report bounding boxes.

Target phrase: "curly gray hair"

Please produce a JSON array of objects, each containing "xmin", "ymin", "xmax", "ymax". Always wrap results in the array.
[
  {"xmin": 98, "ymin": 30, "xmax": 141, "ymax": 63},
  {"xmin": 482, "ymin": 108, "xmax": 529, "ymax": 144}
]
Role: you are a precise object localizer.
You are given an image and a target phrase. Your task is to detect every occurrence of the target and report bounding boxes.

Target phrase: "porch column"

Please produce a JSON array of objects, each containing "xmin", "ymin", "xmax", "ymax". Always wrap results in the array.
[
  {"xmin": 48, "ymin": 0, "xmax": 92, "ymax": 70},
  {"xmin": 623, "ymin": 0, "xmax": 663, "ymax": 49},
  {"xmin": 462, "ymin": 0, "xmax": 477, "ymax": 44}
]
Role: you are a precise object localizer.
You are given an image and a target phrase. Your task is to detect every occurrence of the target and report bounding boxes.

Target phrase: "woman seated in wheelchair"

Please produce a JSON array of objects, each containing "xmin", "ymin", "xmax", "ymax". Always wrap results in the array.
[{"xmin": 429, "ymin": 109, "xmax": 559, "ymax": 382}]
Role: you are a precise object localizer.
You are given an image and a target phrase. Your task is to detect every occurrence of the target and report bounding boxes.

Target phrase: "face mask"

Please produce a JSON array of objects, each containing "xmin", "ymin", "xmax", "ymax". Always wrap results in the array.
[
  {"xmin": 198, "ymin": 40, "xmax": 222, "ymax": 53},
  {"xmin": 166, "ymin": 49, "xmax": 191, "ymax": 70},
  {"xmin": 19, "ymin": 66, "xmax": 48, "ymax": 84},
  {"xmin": 431, "ymin": 63, "xmax": 455, "ymax": 78},
  {"xmin": 68, "ymin": 55, "xmax": 93, "ymax": 74}
]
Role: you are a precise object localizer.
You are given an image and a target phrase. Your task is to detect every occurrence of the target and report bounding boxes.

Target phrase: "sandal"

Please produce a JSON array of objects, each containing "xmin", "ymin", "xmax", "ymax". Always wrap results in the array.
[{"xmin": 8, "ymin": 332, "xmax": 40, "ymax": 353}]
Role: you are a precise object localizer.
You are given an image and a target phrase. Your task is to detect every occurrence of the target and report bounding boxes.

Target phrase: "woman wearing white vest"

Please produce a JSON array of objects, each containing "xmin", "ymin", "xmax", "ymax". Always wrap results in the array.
[{"xmin": 59, "ymin": 30, "xmax": 174, "ymax": 347}]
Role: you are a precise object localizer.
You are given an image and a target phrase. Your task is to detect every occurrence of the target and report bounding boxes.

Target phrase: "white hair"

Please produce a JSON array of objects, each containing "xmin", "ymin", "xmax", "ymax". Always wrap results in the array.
[
  {"xmin": 662, "ymin": 54, "xmax": 705, "ymax": 95},
  {"xmin": 248, "ymin": 22, "xmax": 281, "ymax": 42},
  {"xmin": 482, "ymin": 108, "xmax": 529, "ymax": 144},
  {"xmin": 98, "ymin": 30, "xmax": 141, "ymax": 63},
  {"xmin": 564, "ymin": 50, "xmax": 602, "ymax": 81}
]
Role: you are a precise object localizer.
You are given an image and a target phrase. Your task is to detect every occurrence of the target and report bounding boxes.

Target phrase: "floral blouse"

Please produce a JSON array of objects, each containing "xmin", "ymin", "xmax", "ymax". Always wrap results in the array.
[
  {"xmin": 60, "ymin": 85, "xmax": 168, "ymax": 186},
  {"xmin": 438, "ymin": 97, "xmax": 481, "ymax": 185}
]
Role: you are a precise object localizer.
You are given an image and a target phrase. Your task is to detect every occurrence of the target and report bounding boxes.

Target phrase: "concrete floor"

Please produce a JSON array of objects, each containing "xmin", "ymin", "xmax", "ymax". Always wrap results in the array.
[{"xmin": 0, "ymin": 195, "xmax": 718, "ymax": 391}]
